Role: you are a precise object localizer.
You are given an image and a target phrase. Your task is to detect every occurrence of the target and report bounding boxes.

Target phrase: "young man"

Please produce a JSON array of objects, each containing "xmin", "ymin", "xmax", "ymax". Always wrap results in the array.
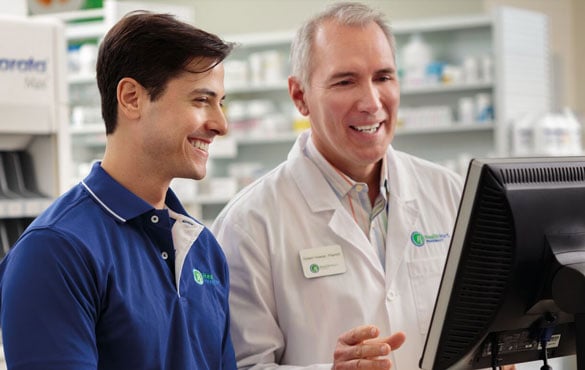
[
  {"xmin": 211, "ymin": 2, "xmax": 463, "ymax": 370},
  {"xmin": 0, "ymin": 12, "xmax": 236, "ymax": 370}
]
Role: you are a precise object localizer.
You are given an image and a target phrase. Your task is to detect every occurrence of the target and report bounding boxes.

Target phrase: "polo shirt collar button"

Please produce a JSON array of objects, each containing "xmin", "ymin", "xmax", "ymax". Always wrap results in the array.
[
  {"xmin": 161, "ymin": 251, "xmax": 168, "ymax": 260},
  {"xmin": 151, "ymin": 215, "xmax": 159, "ymax": 224}
]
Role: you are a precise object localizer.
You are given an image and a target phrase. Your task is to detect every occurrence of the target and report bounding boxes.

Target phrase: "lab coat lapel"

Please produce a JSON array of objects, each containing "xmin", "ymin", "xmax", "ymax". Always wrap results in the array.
[
  {"xmin": 292, "ymin": 154, "xmax": 381, "ymax": 269},
  {"xmin": 328, "ymin": 205, "xmax": 374, "ymax": 259},
  {"xmin": 289, "ymin": 133, "xmax": 385, "ymax": 275}
]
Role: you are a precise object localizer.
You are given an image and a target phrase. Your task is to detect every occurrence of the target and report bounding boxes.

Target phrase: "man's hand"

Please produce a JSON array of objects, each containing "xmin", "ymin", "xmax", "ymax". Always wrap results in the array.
[{"xmin": 332, "ymin": 325, "xmax": 406, "ymax": 370}]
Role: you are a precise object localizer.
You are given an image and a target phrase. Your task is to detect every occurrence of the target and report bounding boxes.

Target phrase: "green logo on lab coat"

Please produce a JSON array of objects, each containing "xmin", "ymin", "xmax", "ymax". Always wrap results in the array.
[{"xmin": 411, "ymin": 231, "xmax": 425, "ymax": 247}]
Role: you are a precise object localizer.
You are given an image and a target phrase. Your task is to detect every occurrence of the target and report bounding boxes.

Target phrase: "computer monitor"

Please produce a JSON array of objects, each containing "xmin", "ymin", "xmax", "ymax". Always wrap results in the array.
[{"xmin": 420, "ymin": 157, "xmax": 585, "ymax": 370}]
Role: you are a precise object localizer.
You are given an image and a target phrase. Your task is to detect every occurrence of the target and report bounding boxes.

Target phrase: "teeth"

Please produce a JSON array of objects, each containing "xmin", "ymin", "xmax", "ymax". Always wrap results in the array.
[
  {"xmin": 352, "ymin": 122, "xmax": 381, "ymax": 134},
  {"xmin": 192, "ymin": 140, "xmax": 209, "ymax": 152}
]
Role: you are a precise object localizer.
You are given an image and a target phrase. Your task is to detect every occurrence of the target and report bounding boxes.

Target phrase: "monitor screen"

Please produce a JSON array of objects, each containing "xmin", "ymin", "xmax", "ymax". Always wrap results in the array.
[{"xmin": 420, "ymin": 157, "xmax": 585, "ymax": 370}]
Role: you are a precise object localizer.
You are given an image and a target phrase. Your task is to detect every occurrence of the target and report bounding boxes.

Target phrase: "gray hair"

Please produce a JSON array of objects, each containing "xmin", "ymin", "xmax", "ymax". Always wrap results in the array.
[{"xmin": 290, "ymin": 1, "xmax": 396, "ymax": 88}]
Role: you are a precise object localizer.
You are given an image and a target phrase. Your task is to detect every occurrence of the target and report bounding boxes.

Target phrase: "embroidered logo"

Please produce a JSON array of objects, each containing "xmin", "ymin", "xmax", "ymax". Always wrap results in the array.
[
  {"xmin": 193, "ymin": 269, "xmax": 220, "ymax": 286},
  {"xmin": 411, "ymin": 231, "xmax": 425, "ymax": 247},
  {"xmin": 193, "ymin": 269, "xmax": 204, "ymax": 285},
  {"xmin": 411, "ymin": 231, "xmax": 450, "ymax": 247}
]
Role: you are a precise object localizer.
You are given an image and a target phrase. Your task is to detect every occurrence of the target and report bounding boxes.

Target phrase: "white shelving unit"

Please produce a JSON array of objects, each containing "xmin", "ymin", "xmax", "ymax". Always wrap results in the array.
[
  {"xmin": 184, "ymin": 6, "xmax": 550, "ymax": 223},
  {"xmin": 57, "ymin": 5, "xmax": 550, "ymax": 224}
]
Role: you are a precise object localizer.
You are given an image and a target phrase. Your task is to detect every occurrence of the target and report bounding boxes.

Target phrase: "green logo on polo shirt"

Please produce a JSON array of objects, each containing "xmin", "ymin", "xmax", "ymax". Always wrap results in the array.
[
  {"xmin": 193, "ymin": 269, "xmax": 220, "ymax": 286},
  {"xmin": 193, "ymin": 269, "xmax": 204, "ymax": 285}
]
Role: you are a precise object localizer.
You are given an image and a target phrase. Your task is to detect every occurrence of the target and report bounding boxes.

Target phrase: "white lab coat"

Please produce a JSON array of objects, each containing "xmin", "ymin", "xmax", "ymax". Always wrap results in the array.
[{"xmin": 212, "ymin": 130, "xmax": 464, "ymax": 370}]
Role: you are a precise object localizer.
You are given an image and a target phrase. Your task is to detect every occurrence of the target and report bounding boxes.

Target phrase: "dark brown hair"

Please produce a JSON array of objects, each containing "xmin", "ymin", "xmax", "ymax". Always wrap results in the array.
[{"xmin": 96, "ymin": 11, "xmax": 234, "ymax": 134}]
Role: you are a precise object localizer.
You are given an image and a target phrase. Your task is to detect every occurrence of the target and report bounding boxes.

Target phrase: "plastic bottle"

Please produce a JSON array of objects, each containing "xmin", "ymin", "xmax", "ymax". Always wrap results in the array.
[
  {"xmin": 458, "ymin": 97, "xmax": 475, "ymax": 124},
  {"xmin": 563, "ymin": 107, "xmax": 583, "ymax": 155},
  {"xmin": 511, "ymin": 113, "xmax": 536, "ymax": 156},
  {"xmin": 401, "ymin": 33, "xmax": 432, "ymax": 87},
  {"xmin": 475, "ymin": 93, "xmax": 494, "ymax": 123},
  {"xmin": 533, "ymin": 114, "xmax": 560, "ymax": 156}
]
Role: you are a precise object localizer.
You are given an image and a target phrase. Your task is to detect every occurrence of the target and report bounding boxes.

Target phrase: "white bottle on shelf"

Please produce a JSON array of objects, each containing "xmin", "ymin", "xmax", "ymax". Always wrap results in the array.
[
  {"xmin": 458, "ymin": 97, "xmax": 475, "ymax": 124},
  {"xmin": 511, "ymin": 113, "xmax": 536, "ymax": 156},
  {"xmin": 533, "ymin": 113, "xmax": 561, "ymax": 156},
  {"xmin": 563, "ymin": 107, "xmax": 583, "ymax": 155},
  {"xmin": 401, "ymin": 33, "xmax": 432, "ymax": 87}
]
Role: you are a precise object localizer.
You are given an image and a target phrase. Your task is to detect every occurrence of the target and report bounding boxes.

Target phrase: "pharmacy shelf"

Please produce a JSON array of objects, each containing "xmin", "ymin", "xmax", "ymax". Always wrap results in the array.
[
  {"xmin": 225, "ymin": 80, "xmax": 494, "ymax": 96},
  {"xmin": 392, "ymin": 14, "xmax": 491, "ymax": 34},
  {"xmin": 396, "ymin": 122, "xmax": 494, "ymax": 135},
  {"xmin": 66, "ymin": 20, "xmax": 107, "ymax": 41},
  {"xmin": 227, "ymin": 30, "xmax": 295, "ymax": 47},
  {"xmin": 231, "ymin": 131, "xmax": 300, "ymax": 145},
  {"xmin": 36, "ymin": 7, "xmax": 104, "ymax": 22},
  {"xmin": 219, "ymin": 123, "xmax": 495, "ymax": 147},
  {"xmin": 401, "ymin": 81, "xmax": 493, "ymax": 95},
  {"xmin": 70, "ymin": 123, "xmax": 105, "ymax": 135},
  {"xmin": 226, "ymin": 81, "xmax": 288, "ymax": 94},
  {"xmin": 191, "ymin": 8, "xmax": 550, "ymax": 222},
  {"xmin": 57, "ymin": 7, "xmax": 550, "ymax": 224},
  {"xmin": 32, "ymin": 8, "xmax": 107, "ymax": 41}
]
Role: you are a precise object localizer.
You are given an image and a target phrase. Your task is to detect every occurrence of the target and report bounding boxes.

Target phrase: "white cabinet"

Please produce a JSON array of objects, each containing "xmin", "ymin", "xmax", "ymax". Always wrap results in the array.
[{"xmin": 0, "ymin": 15, "xmax": 70, "ymax": 254}]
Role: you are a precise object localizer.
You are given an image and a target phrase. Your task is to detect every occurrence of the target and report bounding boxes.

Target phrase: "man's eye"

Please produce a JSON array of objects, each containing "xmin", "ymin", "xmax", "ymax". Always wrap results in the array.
[
  {"xmin": 195, "ymin": 97, "xmax": 208, "ymax": 103},
  {"xmin": 334, "ymin": 80, "xmax": 352, "ymax": 86}
]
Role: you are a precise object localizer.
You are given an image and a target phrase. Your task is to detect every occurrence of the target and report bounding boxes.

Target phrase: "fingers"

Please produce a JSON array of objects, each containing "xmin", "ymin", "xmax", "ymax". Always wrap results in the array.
[
  {"xmin": 364, "ymin": 331, "xmax": 406, "ymax": 352},
  {"xmin": 339, "ymin": 325, "xmax": 381, "ymax": 346},
  {"xmin": 334, "ymin": 337, "xmax": 390, "ymax": 362},
  {"xmin": 334, "ymin": 358, "xmax": 391, "ymax": 370},
  {"xmin": 333, "ymin": 326, "xmax": 407, "ymax": 370}
]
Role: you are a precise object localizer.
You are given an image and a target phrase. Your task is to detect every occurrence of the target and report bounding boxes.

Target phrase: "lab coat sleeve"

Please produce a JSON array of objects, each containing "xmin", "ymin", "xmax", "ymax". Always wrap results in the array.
[{"xmin": 213, "ymin": 215, "xmax": 332, "ymax": 370}]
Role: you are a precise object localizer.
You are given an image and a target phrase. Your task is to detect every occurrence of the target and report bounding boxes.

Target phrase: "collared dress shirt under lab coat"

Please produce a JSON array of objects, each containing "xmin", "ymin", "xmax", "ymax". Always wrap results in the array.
[{"xmin": 212, "ymin": 130, "xmax": 464, "ymax": 370}]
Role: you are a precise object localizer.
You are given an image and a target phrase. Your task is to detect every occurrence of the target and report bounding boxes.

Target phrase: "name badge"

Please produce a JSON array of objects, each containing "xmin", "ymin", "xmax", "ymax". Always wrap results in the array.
[{"xmin": 299, "ymin": 245, "xmax": 347, "ymax": 279}]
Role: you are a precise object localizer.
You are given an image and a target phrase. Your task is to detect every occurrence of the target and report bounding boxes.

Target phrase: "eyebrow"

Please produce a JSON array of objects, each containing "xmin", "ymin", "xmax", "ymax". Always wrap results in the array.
[
  {"xmin": 328, "ymin": 67, "xmax": 396, "ymax": 81},
  {"xmin": 189, "ymin": 88, "xmax": 225, "ymax": 100}
]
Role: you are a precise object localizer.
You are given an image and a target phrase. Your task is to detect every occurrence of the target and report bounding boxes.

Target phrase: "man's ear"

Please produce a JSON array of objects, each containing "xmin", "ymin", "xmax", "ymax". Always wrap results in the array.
[
  {"xmin": 117, "ymin": 77, "xmax": 143, "ymax": 120},
  {"xmin": 288, "ymin": 76, "xmax": 309, "ymax": 116}
]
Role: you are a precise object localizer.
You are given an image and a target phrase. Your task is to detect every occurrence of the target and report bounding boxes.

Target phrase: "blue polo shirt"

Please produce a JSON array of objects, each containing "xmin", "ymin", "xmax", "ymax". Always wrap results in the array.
[{"xmin": 0, "ymin": 162, "xmax": 236, "ymax": 370}]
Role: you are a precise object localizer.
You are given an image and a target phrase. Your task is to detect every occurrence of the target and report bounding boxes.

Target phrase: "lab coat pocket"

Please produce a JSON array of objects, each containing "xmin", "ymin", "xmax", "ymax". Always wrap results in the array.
[{"xmin": 407, "ymin": 257, "xmax": 445, "ymax": 334}]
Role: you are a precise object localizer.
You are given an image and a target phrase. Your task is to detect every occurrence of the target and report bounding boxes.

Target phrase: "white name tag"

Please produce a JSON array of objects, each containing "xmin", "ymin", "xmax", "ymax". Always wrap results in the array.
[{"xmin": 299, "ymin": 245, "xmax": 347, "ymax": 278}]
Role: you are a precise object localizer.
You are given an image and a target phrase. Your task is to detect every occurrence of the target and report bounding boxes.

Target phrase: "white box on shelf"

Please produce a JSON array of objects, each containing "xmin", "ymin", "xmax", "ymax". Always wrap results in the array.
[{"xmin": 0, "ymin": 15, "xmax": 64, "ymax": 134}]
